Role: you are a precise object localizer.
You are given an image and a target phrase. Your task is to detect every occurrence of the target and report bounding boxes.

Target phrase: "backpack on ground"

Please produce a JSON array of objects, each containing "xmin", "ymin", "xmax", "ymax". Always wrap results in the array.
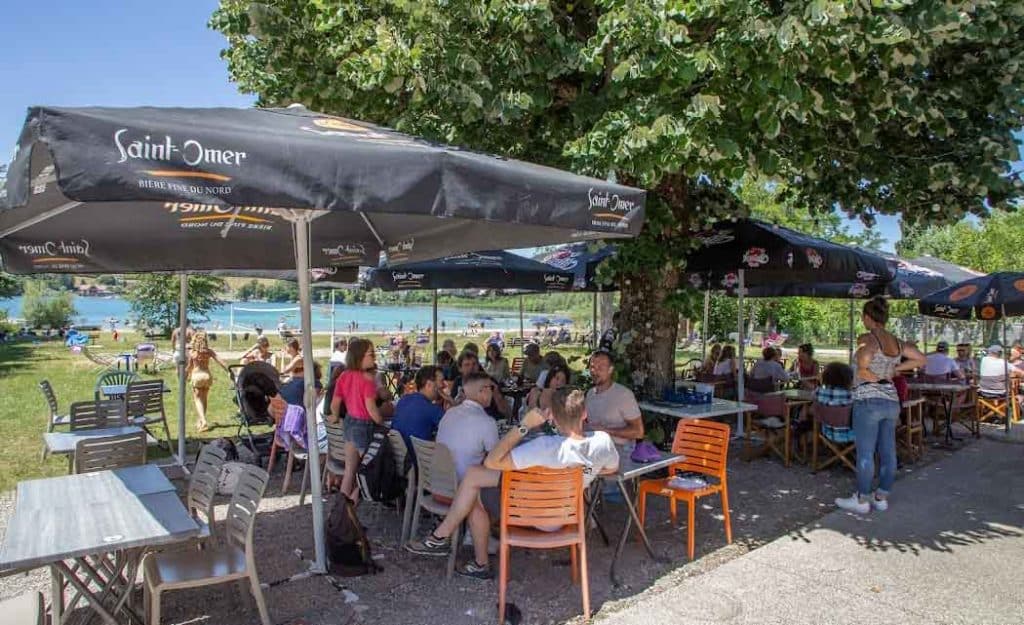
[
  {"xmin": 357, "ymin": 427, "xmax": 407, "ymax": 504},
  {"xmin": 199, "ymin": 437, "xmax": 238, "ymax": 464},
  {"xmin": 326, "ymin": 495, "xmax": 378, "ymax": 577}
]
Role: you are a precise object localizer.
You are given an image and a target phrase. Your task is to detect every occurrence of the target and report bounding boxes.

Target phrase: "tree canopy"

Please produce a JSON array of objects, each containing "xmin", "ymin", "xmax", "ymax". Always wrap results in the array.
[
  {"xmin": 213, "ymin": 0, "xmax": 1024, "ymax": 391},
  {"xmin": 898, "ymin": 209, "xmax": 1024, "ymax": 274},
  {"xmin": 124, "ymin": 275, "xmax": 226, "ymax": 332}
]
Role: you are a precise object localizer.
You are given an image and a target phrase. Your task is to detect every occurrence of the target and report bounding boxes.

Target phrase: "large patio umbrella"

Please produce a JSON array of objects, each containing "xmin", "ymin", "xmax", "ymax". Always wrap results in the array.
[
  {"xmin": 682, "ymin": 219, "xmax": 894, "ymax": 435},
  {"xmin": 537, "ymin": 242, "xmax": 618, "ymax": 347},
  {"xmin": 364, "ymin": 250, "xmax": 573, "ymax": 357},
  {"xmin": 0, "ymin": 104, "xmax": 646, "ymax": 573},
  {"xmin": 919, "ymin": 272, "xmax": 1024, "ymax": 432}
]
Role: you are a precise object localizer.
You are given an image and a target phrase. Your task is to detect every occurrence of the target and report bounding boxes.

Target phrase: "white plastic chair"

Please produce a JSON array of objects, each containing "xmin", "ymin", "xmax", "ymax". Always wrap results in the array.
[
  {"xmin": 408, "ymin": 437, "xmax": 461, "ymax": 578},
  {"xmin": 143, "ymin": 465, "xmax": 272, "ymax": 625}
]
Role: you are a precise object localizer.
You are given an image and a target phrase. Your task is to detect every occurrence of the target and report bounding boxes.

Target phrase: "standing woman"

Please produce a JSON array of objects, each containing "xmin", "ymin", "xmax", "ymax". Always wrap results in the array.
[
  {"xmin": 330, "ymin": 338, "xmax": 385, "ymax": 502},
  {"xmin": 186, "ymin": 331, "xmax": 229, "ymax": 432},
  {"xmin": 836, "ymin": 296, "xmax": 925, "ymax": 514}
]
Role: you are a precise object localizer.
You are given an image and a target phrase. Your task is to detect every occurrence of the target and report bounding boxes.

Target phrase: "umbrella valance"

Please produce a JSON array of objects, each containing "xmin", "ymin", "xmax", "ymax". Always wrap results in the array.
[
  {"xmin": 918, "ymin": 272, "xmax": 1024, "ymax": 320},
  {"xmin": 537, "ymin": 242, "xmax": 618, "ymax": 291},
  {"xmin": 364, "ymin": 250, "xmax": 574, "ymax": 291}
]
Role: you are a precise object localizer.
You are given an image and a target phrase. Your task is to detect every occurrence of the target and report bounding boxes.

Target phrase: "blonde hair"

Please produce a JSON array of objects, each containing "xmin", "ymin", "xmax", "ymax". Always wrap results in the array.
[
  {"xmin": 550, "ymin": 388, "xmax": 586, "ymax": 431},
  {"xmin": 190, "ymin": 331, "xmax": 209, "ymax": 353}
]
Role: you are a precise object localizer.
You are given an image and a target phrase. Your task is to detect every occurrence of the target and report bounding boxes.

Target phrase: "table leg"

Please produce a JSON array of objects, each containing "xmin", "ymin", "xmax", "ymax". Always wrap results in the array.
[
  {"xmin": 51, "ymin": 567, "xmax": 64, "ymax": 624},
  {"xmin": 609, "ymin": 477, "xmax": 667, "ymax": 587},
  {"xmin": 583, "ymin": 485, "xmax": 611, "ymax": 547},
  {"xmin": 944, "ymin": 393, "xmax": 962, "ymax": 444}
]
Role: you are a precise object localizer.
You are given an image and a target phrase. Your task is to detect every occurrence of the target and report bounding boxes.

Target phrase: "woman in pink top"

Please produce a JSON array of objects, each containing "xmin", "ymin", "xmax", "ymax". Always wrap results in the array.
[{"xmin": 330, "ymin": 338, "xmax": 385, "ymax": 501}]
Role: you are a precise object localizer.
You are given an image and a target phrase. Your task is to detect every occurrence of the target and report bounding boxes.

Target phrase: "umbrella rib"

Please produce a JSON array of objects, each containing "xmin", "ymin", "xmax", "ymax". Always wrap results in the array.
[
  {"xmin": 359, "ymin": 212, "xmax": 386, "ymax": 247},
  {"xmin": 0, "ymin": 201, "xmax": 83, "ymax": 238},
  {"xmin": 218, "ymin": 205, "xmax": 244, "ymax": 238}
]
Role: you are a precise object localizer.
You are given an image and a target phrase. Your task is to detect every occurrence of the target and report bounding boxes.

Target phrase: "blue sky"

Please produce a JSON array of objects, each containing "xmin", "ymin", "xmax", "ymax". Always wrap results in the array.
[{"xmin": 0, "ymin": 2, "xmax": 907, "ymax": 249}]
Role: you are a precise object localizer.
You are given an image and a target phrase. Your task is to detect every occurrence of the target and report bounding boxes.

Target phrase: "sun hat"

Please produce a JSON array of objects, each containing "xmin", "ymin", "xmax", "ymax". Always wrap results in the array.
[{"xmin": 988, "ymin": 344, "xmax": 1003, "ymax": 354}]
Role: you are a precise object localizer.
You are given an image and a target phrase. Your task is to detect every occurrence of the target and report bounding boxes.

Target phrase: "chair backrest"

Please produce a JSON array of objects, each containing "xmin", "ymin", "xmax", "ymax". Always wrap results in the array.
[
  {"xmin": 224, "ymin": 465, "xmax": 270, "ymax": 555},
  {"xmin": 38, "ymin": 380, "xmax": 59, "ymax": 417},
  {"xmin": 387, "ymin": 429, "xmax": 410, "ymax": 475},
  {"xmin": 500, "ymin": 466, "xmax": 583, "ymax": 530},
  {"xmin": 670, "ymin": 420, "xmax": 730, "ymax": 479},
  {"xmin": 69, "ymin": 399, "xmax": 127, "ymax": 431},
  {"xmin": 95, "ymin": 369, "xmax": 141, "ymax": 392},
  {"xmin": 923, "ymin": 373, "xmax": 952, "ymax": 384},
  {"xmin": 811, "ymin": 401, "xmax": 852, "ymax": 428},
  {"xmin": 978, "ymin": 374, "xmax": 1008, "ymax": 396},
  {"xmin": 746, "ymin": 390, "xmax": 785, "ymax": 418},
  {"xmin": 74, "ymin": 431, "xmax": 147, "ymax": 474},
  {"xmin": 189, "ymin": 443, "xmax": 228, "ymax": 530},
  {"xmin": 410, "ymin": 437, "xmax": 458, "ymax": 498},
  {"xmin": 510, "ymin": 357, "xmax": 525, "ymax": 376},
  {"xmin": 745, "ymin": 375, "xmax": 778, "ymax": 394},
  {"xmin": 325, "ymin": 421, "xmax": 347, "ymax": 463},
  {"xmin": 125, "ymin": 379, "xmax": 165, "ymax": 417}
]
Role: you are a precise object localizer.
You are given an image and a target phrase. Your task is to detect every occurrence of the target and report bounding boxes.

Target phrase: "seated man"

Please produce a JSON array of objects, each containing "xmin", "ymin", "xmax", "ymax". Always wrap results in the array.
[
  {"xmin": 448, "ymin": 351, "xmax": 511, "ymax": 419},
  {"xmin": 979, "ymin": 344, "xmax": 1024, "ymax": 405},
  {"xmin": 954, "ymin": 343, "xmax": 977, "ymax": 379},
  {"xmin": 924, "ymin": 341, "xmax": 964, "ymax": 380},
  {"xmin": 584, "ymin": 350, "xmax": 644, "ymax": 445},
  {"xmin": 519, "ymin": 343, "xmax": 544, "ymax": 383},
  {"xmin": 436, "ymin": 372, "xmax": 500, "ymax": 481},
  {"xmin": 278, "ymin": 361, "xmax": 323, "ymax": 406},
  {"xmin": 749, "ymin": 346, "xmax": 789, "ymax": 387},
  {"xmin": 391, "ymin": 365, "xmax": 445, "ymax": 465},
  {"xmin": 407, "ymin": 389, "xmax": 618, "ymax": 579}
]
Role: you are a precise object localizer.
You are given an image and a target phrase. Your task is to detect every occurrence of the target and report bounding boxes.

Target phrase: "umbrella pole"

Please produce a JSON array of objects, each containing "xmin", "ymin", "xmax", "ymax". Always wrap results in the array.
[
  {"xmin": 702, "ymin": 288, "xmax": 710, "ymax": 363},
  {"xmin": 293, "ymin": 213, "xmax": 327, "ymax": 573},
  {"xmin": 735, "ymin": 270, "xmax": 745, "ymax": 437},
  {"xmin": 229, "ymin": 302, "xmax": 234, "ymax": 350},
  {"xmin": 177, "ymin": 274, "xmax": 188, "ymax": 465},
  {"xmin": 592, "ymin": 292, "xmax": 598, "ymax": 350},
  {"xmin": 922, "ymin": 315, "xmax": 928, "ymax": 354},
  {"xmin": 848, "ymin": 300, "xmax": 855, "ymax": 365},
  {"xmin": 519, "ymin": 294, "xmax": 525, "ymax": 341},
  {"xmin": 330, "ymin": 289, "xmax": 336, "ymax": 348},
  {"xmin": 1003, "ymin": 307, "xmax": 1012, "ymax": 433},
  {"xmin": 433, "ymin": 290, "xmax": 439, "ymax": 364}
]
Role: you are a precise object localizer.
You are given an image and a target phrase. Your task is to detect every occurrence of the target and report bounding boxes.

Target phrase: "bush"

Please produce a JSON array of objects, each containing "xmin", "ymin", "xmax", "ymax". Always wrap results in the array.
[{"xmin": 21, "ymin": 281, "xmax": 76, "ymax": 328}]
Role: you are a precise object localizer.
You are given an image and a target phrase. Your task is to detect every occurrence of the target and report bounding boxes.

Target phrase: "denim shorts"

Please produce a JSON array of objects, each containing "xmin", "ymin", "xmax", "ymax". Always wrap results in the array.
[{"xmin": 344, "ymin": 416, "xmax": 374, "ymax": 452}]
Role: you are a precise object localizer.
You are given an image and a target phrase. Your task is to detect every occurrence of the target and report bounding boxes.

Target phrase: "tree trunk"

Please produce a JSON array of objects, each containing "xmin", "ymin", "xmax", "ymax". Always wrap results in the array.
[{"xmin": 617, "ymin": 266, "xmax": 680, "ymax": 397}]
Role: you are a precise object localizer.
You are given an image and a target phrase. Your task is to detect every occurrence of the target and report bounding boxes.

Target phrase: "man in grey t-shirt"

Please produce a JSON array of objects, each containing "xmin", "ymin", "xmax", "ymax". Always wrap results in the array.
[{"xmin": 584, "ymin": 350, "xmax": 644, "ymax": 445}]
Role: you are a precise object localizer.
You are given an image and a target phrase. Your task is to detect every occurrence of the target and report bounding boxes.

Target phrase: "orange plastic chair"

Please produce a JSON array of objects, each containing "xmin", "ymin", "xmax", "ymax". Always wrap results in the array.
[
  {"xmin": 498, "ymin": 467, "xmax": 588, "ymax": 625},
  {"xmin": 637, "ymin": 420, "xmax": 732, "ymax": 561}
]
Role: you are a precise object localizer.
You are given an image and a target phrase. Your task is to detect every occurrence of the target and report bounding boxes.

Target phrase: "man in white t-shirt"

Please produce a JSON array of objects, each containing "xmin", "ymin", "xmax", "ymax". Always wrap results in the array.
[
  {"xmin": 436, "ymin": 372, "xmax": 499, "ymax": 480},
  {"xmin": 924, "ymin": 341, "xmax": 964, "ymax": 380},
  {"xmin": 585, "ymin": 350, "xmax": 644, "ymax": 445},
  {"xmin": 408, "ymin": 388, "xmax": 618, "ymax": 580},
  {"xmin": 979, "ymin": 344, "xmax": 1024, "ymax": 386}
]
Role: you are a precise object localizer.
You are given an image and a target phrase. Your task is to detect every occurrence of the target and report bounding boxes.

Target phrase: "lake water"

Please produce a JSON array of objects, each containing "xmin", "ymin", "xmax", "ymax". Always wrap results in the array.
[{"xmin": 1, "ymin": 295, "xmax": 529, "ymax": 333}]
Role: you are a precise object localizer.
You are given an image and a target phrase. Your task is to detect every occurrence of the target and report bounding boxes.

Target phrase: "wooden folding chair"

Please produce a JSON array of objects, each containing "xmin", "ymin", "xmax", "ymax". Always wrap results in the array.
[
  {"xmin": 125, "ymin": 379, "xmax": 173, "ymax": 453},
  {"xmin": 74, "ymin": 431, "xmax": 147, "ymax": 474},
  {"xmin": 744, "ymin": 384, "xmax": 790, "ymax": 466},
  {"xmin": 951, "ymin": 386, "xmax": 979, "ymax": 438},
  {"xmin": 69, "ymin": 399, "xmax": 127, "ymax": 431},
  {"xmin": 499, "ymin": 467, "xmax": 588, "ymax": 625},
  {"xmin": 810, "ymin": 401, "xmax": 855, "ymax": 473},
  {"xmin": 976, "ymin": 375, "xmax": 1020, "ymax": 424},
  {"xmin": 510, "ymin": 357, "xmax": 525, "ymax": 377},
  {"xmin": 144, "ymin": 465, "xmax": 272, "ymax": 625},
  {"xmin": 408, "ymin": 437, "xmax": 461, "ymax": 578},
  {"xmin": 638, "ymin": 420, "xmax": 732, "ymax": 560},
  {"xmin": 897, "ymin": 398, "xmax": 926, "ymax": 463}
]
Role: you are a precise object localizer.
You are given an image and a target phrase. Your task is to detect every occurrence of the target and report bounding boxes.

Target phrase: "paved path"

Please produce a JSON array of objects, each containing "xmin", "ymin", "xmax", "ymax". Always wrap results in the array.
[{"xmin": 598, "ymin": 439, "xmax": 1024, "ymax": 625}]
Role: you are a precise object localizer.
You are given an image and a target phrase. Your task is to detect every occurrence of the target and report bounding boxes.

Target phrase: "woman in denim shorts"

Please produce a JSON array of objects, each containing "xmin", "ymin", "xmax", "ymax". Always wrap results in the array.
[{"xmin": 330, "ymin": 338, "xmax": 385, "ymax": 502}]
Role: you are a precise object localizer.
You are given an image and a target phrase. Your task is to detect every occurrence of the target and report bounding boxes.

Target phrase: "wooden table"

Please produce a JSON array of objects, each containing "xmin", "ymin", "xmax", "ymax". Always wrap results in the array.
[
  {"xmin": 586, "ymin": 451, "xmax": 684, "ymax": 587},
  {"xmin": 44, "ymin": 426, "xmax": 158, "ymax": 473},
  {"xmin": 906, "ymin": 381, "xmax": 970, "ymax": 446},
  {"xmin": 0, "ymin": 465, "xmax": 199, "ymax": 624}
]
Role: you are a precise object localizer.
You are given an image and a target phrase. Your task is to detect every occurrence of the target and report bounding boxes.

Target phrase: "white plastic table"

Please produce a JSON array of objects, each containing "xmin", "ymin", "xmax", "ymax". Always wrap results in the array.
[
  {"xmin": 0, "ymin": 465, "xmax": 199, "ymax": 624},
  {"xmin": 587, "ymin": 451, "xmax": 685, "ymax": 587},
  {"xmin": 639, "ymin": 399, "xmax": 757, "ymax": 421}
]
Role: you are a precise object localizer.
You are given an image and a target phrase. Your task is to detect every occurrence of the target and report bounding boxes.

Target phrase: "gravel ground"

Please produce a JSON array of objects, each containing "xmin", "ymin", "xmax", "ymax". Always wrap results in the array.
[{"xmin": 0, "ymin": 433, "xmax": 971, "ymax": 625}]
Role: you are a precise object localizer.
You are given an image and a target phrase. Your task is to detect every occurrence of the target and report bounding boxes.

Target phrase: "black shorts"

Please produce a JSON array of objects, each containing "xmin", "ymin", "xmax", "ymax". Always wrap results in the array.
[{"xmin": 480, "ymin": 475, "xmax": 503, "ymax": 519}]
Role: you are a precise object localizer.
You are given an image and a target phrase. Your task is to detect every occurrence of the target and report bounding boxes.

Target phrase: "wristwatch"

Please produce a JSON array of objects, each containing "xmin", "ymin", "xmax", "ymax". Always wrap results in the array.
[{"xmin": 517, "ymin": 424, "xmax": 529, "ymax": 436}]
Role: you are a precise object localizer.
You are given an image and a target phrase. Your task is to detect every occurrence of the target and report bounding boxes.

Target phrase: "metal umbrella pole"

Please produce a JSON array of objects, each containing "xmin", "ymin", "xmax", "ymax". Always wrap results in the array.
[
  {"xmin": 433, "ymin": 289, "xmax": 439, "ymax": 364},
  {"xmin": 848, "ymin": 300, "xmax": 855, "ymax": 365},
  {"xmin": 519, "ymin": 294, "xmax": 525, "ymax": 341},
  {"xmin": 330, "ymin": 289, "xmax": 336, "ymax": 348},
  {"xmin": 292, "ymin": 212, "xmax": 327, "ymax": 573},
  {"xmin": 228, "ymin": 302, "xmax": 234, "ymax": 349},
  {"xmin": 176, "ymin": 274, "xmax": 188, "ymax": 465},
  {"xmin": 702, "ymin": 288, "xmax": 710, "ymax": 363},
  {"xmin": 735, "ymin": 269, "xmax": 745, "ymax": 437},
  {"xmin": 592, "ymin": 292, "xmax": 598, "ymax": 349},
  {"xmin": 1003, "ymin": 306, "xmax": 1012, "ymax": 433}
]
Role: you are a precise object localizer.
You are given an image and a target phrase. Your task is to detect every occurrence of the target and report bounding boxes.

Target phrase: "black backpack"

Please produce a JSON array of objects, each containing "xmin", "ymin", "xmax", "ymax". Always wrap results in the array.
[
  {"xmin": 357, "ymin": 427, "xmax": 407, "ymax": 503},
  {"xmin": 325, "ymin": 495, "xmax": 378, "ymax": 577}
]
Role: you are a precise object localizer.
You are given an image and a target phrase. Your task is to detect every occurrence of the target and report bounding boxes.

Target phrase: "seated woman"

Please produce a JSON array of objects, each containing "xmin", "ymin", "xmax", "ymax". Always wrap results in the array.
[
  {"xmin": 790, "ymin": 343, "xmax": 820, "ymax": 389},
  {"xmin": 713, "ymin": 345, "xmax": 740, "ymax": 377},
  {"xmin": 526, "ymin": 364, "xmax": 570, "ymax": 413},
  {"xmin": 813, "ymin": 361, "xmax": 855, "ymax": 440},
  {"xmin": 483, "ymin": 343, "xmax": 510, "ymax": 383},
  {"xmin": 279, "ymin": 338, "xmax": 304, "ymax": 378},
  {"xmin": 702, "ymin": 343, "xmax": 722, "ymax": 375},
  {"xmin": 239, "ymin": 335, "xmax": 272, "ymax": 365}
]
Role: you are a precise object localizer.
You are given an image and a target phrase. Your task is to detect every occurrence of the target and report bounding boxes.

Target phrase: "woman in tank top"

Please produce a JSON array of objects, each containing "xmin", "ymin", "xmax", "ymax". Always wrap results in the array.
[{"xmin": 836, "ymin": 297, "xmax": 925, "ymax": 515}]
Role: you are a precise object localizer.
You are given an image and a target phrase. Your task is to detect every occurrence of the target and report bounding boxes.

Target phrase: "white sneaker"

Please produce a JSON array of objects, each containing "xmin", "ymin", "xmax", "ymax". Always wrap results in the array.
[
  {"xmin": 835, "ymin": 493, "xmax": 870, "ymax": 514},
  {"xmin": 871, "ymin": 495, "xmax": 889, "ymax": 512}
]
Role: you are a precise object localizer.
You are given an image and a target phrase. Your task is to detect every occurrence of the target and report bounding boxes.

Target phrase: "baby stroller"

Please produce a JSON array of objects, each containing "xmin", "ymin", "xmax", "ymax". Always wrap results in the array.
[{"xmin": 229, "ymin": 362, "xmax": 280, "ymax": 454}]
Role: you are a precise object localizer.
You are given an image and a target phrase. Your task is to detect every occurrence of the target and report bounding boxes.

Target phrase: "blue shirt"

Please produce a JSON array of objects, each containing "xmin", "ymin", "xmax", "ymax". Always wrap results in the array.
[
  {"xmin": 391, "ymin": 392, "xmax": 445, "ymax": 462},
  {"xmin": 278, "ymin": 377, "xmax": 322, "ymax": 407}
]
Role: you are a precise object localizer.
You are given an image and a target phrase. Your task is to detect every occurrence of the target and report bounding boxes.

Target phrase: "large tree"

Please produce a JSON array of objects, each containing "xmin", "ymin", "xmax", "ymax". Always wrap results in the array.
[
  {"xmin": 124, "ymin": 275, "xmax": 226, "ymax": 333},
  {"xmin": 213, "ymin": 0, "xmax": 1024, "ymax": 393},
  {"xmin": 898, "ymin": 209, "xmax": 1024, "ymax": 273}
]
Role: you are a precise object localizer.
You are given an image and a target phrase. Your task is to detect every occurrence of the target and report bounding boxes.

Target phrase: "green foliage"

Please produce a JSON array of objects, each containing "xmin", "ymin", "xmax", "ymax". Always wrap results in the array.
[
  {"xmin": 124, "ymin": 275, "xmax": 226, "ymax": 332},
  {"xmin": 212, "ymin": 0, "xmax": 1024, "ymax": 389},
  {"xmin": 263, "ymin": 281, "xmax": 299, "ymax": 302},
  {"xmin": 898, "ymin": 209, "xmax": 1024, "ymax": 274},
  {"xmin": 0, "ymin": 273, "xmax": 22, "ymax": 298},
  {"xmin": 20, "ymin": 280, "xmax": 76, "ymax": 328}
]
